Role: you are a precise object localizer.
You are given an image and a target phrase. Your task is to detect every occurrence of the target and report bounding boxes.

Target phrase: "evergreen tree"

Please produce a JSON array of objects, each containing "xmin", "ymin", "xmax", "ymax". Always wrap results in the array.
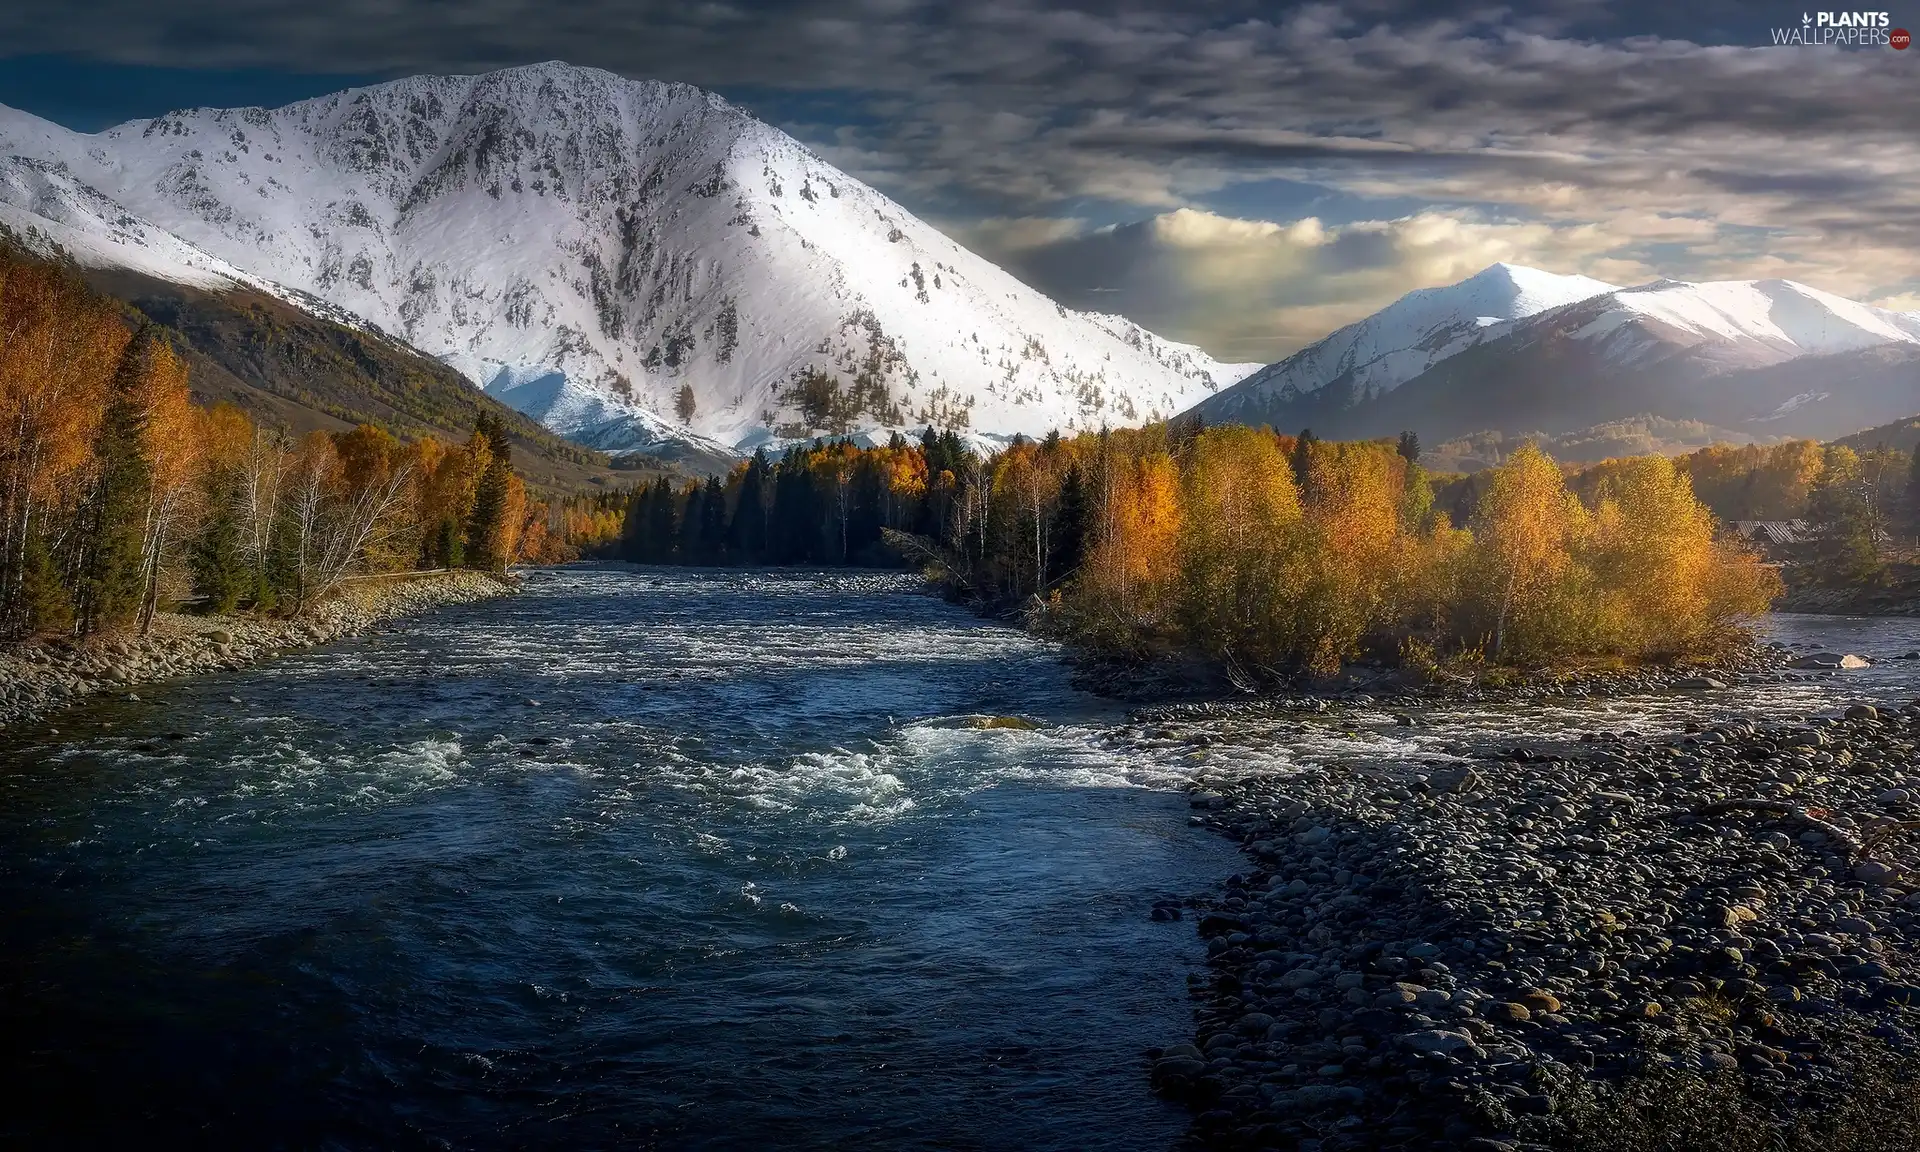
[
  {"xmin": 1168, "ymin": 410, "xmax": 1204, "ymax": 457},
  {"xmin": 645, "ymin": 476, "xmax": 678, "ymax": 562},
  {"xmin": 676, "ymin": 382, "xmax": 698, "ymax": 425},
  {"xmin": 618, "ymin": 485, "xmax": 648, "ymax": 561},
  {"xmin": 1806, "ymin": 473, "xmax": 1886, "ymax": 589},
  {"xmin": 191, "ymin": 464, "xmax": 249, "ymax": 613},
  {"xmin": 76, "ymin": 331, "xmax": 158, "ymax": 633},
  {"xmin": 700, "ymin": 475, "xmax": 728, "ymax": 563},
  {"xmin": 1290, "ymin": 428, "xmax": 1318, "ymax": 497},
  {"xmin": 457, "ymin": 416, "xmax": 513, "ymax": 572},
  {"xmin": 679, "ymin": 481, "xmax": 706, "ymax": 563},
  {"xmin": 729, "ymin": 450, "xmax": 771, "ymax": 563},
  {"xmin": 771, "ymin": 450, "xmax": 815, "ymax": 563},
  {"xmin": 1049, "ymin": 463, "xmax": 1089, "ymax": 584},
  {"xmin": 465, "ymin": 446, "xmax": 513, "ymax": 572},
  {"xmin": 849, "ymin": 455, "xmax": 884, "ymax": 559},
  {"xmin": 1396, "ymin": 430, "xmax": 1421, "ymax": 464},
  {"xmin": 17, "ymin": 533, "xmax": 73, "ymax": 636},
  {"xmin": 433, "ymin": 517, "xmax": 465, "ymax": 569}
]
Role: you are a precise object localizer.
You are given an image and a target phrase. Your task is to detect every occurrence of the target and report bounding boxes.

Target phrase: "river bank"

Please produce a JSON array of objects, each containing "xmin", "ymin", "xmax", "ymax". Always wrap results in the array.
[
  {"xmin": 0, "ymin": 570, "xmax": 516, "ymax": 730},
  {"xmin": 1064, "ymin": 640, "xmax": 1788, "ymax": 707},
  {"xmin": 1149, "ymin": 699, "xmax": 1920, "ymax": 1150},
  {"xmin": 1778, "ymin": 583, "xmax": 1920, "ymax": 617}
]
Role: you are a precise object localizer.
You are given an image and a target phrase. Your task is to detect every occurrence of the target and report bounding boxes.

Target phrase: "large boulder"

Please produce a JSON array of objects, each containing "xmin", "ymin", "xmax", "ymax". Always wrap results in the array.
[{"xmin": 1786, "ymin": 652, "xmax": 1871, "ymax": 669}]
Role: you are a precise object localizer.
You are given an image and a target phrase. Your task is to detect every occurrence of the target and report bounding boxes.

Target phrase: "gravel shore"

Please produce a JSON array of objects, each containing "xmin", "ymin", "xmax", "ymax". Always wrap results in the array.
[
  {"xmin": 1149, "ymin": 702, "xmax": 1920, "ymax": 1150},
  {"xmin": 0, "ymin": 571, "xmax": 515, "ymax": 730}
]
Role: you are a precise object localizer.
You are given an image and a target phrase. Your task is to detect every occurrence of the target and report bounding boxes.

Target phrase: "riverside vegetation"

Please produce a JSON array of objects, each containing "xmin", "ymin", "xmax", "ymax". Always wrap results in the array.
[
  {"xmin": 0, "ymin": 242, "xmax": 579, "ymax": 726},
  {"xmin": 0, "ymin": 246, "xmax": 570, "ymax": 646},
  {"xmin": 609, "ymin": 422, "xmax": 1781, "ymax": 681}
]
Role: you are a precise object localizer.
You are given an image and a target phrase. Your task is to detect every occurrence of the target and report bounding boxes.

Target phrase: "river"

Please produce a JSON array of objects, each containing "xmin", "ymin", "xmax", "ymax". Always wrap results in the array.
[{"xmin": 0, "ymin": 567, "xmax": 1913, "ymax": 1149}]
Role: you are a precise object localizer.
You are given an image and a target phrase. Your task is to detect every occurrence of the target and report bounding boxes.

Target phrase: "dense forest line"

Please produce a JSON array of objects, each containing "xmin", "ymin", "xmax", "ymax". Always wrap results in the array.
[
  {"xmin": 600, "ymin": 422, "xmax": 1795, "ymax": 676},
  {"xmin": 0, "ymin": 245, "xmax": 564, "ymax": 640}
]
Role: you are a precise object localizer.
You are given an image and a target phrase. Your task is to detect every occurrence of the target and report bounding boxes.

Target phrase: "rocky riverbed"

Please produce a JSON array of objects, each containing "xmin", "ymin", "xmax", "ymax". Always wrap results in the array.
[
  {"xmin": 1146, "ymin": 702, "xmax": 1920, "ymax": 1150},
  {"xmin": 0, "ymin": 571, "xmax": 515, "ymax": 730}
]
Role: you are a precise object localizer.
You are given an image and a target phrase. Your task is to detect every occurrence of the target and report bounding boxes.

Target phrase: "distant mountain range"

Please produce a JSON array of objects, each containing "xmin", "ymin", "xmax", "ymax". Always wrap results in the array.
[
  {"xmin": 1192, "ymin": 263, "xmax": 1920, "ymax": 449},
  {"xmin": 0, "ymin": 61, "xmax": 1257, "ymax": 461}
]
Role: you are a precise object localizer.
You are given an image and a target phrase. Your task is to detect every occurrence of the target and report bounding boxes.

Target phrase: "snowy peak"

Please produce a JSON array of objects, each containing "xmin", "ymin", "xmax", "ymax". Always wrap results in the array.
[
  {"xmin": 1187, "ymin": 260, "xmax": 1920, "ymax": 449},
  {"xmin": 1580, "ymin": 277, "xmax": 1920, "ymax": 356},
  {"xmin": 0, "ymin": 62, "xmax": 1257, "ymax": 456},
  {"xmin": 1446, "ymin": 262, "xmax": 1614, "ymax": 319},
  {"xmin": 1199, "ymin": 262, "xmax": 1615, "ymax": 424}
]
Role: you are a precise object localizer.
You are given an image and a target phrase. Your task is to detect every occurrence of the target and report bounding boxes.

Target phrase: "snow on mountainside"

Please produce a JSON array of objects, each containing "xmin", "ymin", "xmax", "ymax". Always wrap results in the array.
[
  {"xmin": 1195, "ymin": 263, "xmax": 1920, "ymax": 438},
  {"xmin": 0, "ymin": 154, "xmax": 368, "ymax": 334},
  {"xmin": 0, "ymin": 63, "xmax": 1257, "ymax": 454},
  {"xmin": 1571, "ymin": 277, "xmax": 1920, "ymax": 362},
  {"xmin": 1199, "ymin": 263, "xmax": 1617, "ymax": 424}
]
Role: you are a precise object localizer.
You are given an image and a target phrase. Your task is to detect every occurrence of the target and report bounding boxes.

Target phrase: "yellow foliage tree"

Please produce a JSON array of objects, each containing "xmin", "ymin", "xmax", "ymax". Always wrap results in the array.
[
  {"xmin": 1174, "ymin": 425, "xmax": 1302, "ymax": 669},
  {"xmin": 1468, "ymin": 443, "xmax": 1593, "ymax": 662}
]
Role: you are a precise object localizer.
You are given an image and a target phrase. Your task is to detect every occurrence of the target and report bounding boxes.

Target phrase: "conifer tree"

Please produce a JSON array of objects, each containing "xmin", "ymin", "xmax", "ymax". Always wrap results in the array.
[
  {"xmin": 1049, "ymin": 463, "xmax": 1089, "ymax": 584},
  {"xmin": 700, "ymin": 475, "xmax": 728, "ymax": 563},
  {"xmin": 728, "ymin": 450, "xmax": 771, "ymax": 562},
  {"xmin": 463, "ymin": 418, "xmax": 514, "ymax": 572},
  {"xmin": 1290, "ymin": 429, "xmax": 1318, "ymax": 496},
  {"xmin": 619, "ymin": 485, "xmax": 650, "ymax": 562},
  {"xmin": 648, "ymin": 477, "xmax": 679, "ymax": 561},
  {"xmin": 75, "ymin": 330, "xmax": 158, "ymax": 633},
  {"xmin": 676, "ymin": 382, "xmax": 698, "ymax": 425},
  {"xmin": 17, "ymin": 533, "xmax": 73, "ymax": 636},
  {"xmin": 679, "ymin": 481, "xmax": 707, "ymax": 563},
  {"xmin": 191, "ymin": 463, "xmax": 249, "ymax": 613}
]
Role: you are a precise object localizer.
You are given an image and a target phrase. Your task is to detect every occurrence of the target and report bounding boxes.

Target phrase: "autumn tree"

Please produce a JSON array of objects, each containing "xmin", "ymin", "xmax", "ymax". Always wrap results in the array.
[
  {"xmin": 0, "ymin": 252, "xmax": 124, "ymax": 634},
  {"xmin": 132, "ymin": 336, "xmax": 200, "ymax": 632},
  {"xmin": 1293, "ymin": 441, "xmax": 1407, "ymax": 674},
  {"xmin": 1173, "ymin": 424, "xmax": 1301, "ymax": 671},
  {"xmin": 1586, "ymin": 455, "xmax": 1749, "ymax": 657},
  {"xmin": 1467, "ymin": 443, "xmax": 1592, "ymax": 662}
]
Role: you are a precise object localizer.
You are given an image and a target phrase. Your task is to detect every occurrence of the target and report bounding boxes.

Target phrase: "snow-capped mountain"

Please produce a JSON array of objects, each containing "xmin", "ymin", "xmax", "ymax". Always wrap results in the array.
[
  {"xmin": 1193, "ymin": 264, "xmax": 1920, "ymax": 444},
  {"xmin": 1561, "ymin": 277, "xmax": 1920, "ymax": 362},
  {"xmin": 1198, "ymin": 263, "xmax": 1617, "ymax": 426},
  {"xmin": 0, "ymin": 63, "xmax": 1257, "ymax": 455},
  {"xmin": 0, "ymin": 154, "xmax": 371, "ymax": 333}
]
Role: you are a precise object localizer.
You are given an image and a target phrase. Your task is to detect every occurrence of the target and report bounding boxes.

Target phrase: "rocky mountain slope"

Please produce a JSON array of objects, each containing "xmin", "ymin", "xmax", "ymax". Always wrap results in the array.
[
  {"xmin": 1201, "ymin": 263, "xmax": 1618, "ymax": 427},
  {"xmin": 1194, "ymin": 265, "xmax": 1920, "ymax": 445},
  {"xmin": 0, "ymin": 62, "xmax": 1257, "ymax": 456},
  {"xmin": 0, "ymin": 226, "xmax": 663, "ymax": 492}
]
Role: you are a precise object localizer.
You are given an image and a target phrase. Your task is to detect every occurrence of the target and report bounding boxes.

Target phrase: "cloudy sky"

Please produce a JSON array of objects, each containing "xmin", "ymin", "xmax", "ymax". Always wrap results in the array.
[{"xmin": 1, "ymin": 0, "xmax": 1915, "ymax": 363}]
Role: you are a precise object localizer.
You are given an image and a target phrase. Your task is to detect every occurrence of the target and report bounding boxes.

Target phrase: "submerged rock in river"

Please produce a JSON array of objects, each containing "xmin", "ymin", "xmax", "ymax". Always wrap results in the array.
[{"xmin": 1786, "ymin": 652, "xmax": 1872, "ymax": 669}]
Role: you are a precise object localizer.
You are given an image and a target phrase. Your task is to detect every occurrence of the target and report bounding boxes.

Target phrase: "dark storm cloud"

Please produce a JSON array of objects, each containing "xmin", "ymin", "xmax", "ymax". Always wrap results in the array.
[{"xmin": 6, "ymin": 0, "xmax": 1917, "ymax": 354}]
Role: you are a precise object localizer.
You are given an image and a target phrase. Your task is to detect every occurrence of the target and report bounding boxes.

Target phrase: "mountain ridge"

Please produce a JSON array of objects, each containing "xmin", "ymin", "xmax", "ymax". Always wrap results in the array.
[
  {"xmin": 0, "ymin": 62, "xmax": 1259, "ymax": 457},
  {"xmin": 1194, "ymin": 263, "xmax": 1920, "ymax": 445}
]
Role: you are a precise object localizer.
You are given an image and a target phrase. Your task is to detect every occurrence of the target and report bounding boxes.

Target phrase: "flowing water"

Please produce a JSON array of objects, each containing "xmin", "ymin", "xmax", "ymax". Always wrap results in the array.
[{"xmin": 1, "ymin": 567, "xmax": 1914, "ymax": 1149}]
